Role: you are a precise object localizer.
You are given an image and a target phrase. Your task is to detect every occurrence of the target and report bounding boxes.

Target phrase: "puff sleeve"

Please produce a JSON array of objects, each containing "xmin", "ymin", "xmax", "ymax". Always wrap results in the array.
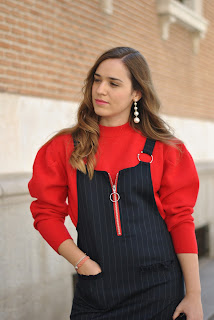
[
  {"xmin": 159, "ymin": 143, "xmax": 199, "ymax": 253},
  {"xmin": 28, "ymin": 136, "xmax": 73, "ymax": 253}
]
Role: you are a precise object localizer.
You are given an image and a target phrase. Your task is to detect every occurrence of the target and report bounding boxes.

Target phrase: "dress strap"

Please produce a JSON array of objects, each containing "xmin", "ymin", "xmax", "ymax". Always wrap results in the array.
[
  {"xmin": 142, "ymin": 138, "xmax": 156, "ymax": 155},
  {"xmin": 137, "ymin": 139, "xmax": 156, "ymax": 163}
]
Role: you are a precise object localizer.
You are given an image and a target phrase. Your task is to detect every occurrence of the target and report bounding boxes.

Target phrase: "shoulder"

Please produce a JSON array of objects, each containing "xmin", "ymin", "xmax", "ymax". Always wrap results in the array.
[
  {"xmin": 34, "ymin": 134, "xmax": 74, "ymax": 167},
  {"xmin": 153, "ymin": 140, "xmax": 199, "ymax": 195},
  {"xmin": 155, "ymin": 139, "xmax": 187, "ymax": 160},
  {"xmin": 153, "ymin": 139, "xmax": 197, "ymax": 173},
  {"xmin": 48, "ymin": 134, "xmax": 74, "ymax": 154}
]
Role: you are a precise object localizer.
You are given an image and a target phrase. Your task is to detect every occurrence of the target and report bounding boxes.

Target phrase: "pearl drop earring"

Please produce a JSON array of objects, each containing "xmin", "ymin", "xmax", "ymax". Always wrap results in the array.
[{"xmin": 133, "ymin": 101, "xmax": 140, "ymax": 123}]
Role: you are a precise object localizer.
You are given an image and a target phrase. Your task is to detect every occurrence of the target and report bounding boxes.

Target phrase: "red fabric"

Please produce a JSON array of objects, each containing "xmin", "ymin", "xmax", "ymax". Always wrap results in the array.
[{"xmin": 28, "ymin": 122, "xmax": 199, "ymax": 254}]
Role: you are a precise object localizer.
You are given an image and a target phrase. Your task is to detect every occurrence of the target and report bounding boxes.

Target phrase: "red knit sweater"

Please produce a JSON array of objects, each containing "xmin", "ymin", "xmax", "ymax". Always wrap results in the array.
[{"xmin": 28, "ymin": 122, "xmax": 199, "ymax": 254}]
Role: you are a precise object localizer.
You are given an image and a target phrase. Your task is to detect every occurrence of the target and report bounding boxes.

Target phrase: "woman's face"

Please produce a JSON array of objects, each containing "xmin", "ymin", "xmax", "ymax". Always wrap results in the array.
[{"xmin": 92, "ymin": 58, "xmax": 140, "ymax": 126}]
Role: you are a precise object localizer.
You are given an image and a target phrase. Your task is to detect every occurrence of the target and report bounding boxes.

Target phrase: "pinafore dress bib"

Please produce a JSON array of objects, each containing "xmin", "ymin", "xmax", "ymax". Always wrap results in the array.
[{"xmin": 70, "ymin": 139, "xmax": 184, "ymax": 320}]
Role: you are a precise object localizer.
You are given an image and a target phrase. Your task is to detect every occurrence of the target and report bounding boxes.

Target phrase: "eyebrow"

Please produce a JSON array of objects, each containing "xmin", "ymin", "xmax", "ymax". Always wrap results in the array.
[{"xmin": 94, "ymin": 73, "xmax": 123, "ymax": 83}]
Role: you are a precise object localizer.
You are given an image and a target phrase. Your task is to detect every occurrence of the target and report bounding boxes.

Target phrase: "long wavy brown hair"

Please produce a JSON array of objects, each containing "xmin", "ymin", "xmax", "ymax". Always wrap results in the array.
[{"xmin": 48, "ymin": 47, "xmax": 179, "ymax": 179}]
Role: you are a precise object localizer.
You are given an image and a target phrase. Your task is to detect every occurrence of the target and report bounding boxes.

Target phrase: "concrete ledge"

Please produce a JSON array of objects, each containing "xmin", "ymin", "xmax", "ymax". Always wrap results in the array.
[
  {"xmin": 0, "ymin": 172, "xmax": 31, "ymax": 198},
  {"xmin": 196, "ymin": 162, "xmax": 214, "ymax": 173}
]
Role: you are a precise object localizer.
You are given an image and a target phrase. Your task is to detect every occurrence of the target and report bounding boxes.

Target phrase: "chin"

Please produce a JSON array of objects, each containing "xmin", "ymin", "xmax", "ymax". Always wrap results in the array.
[{"xmin": 93, "ymin": 107, "xmax": 109, "ymax": 117}]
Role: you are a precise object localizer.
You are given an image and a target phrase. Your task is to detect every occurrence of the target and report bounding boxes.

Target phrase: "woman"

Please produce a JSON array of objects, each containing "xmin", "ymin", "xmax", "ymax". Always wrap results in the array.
[{"xmin": 28, "ymin": 47, "xmax": 203, "ymax": 320}]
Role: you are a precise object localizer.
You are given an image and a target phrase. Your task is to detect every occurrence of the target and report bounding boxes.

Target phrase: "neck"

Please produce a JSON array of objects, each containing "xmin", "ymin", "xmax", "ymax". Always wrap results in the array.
[
  {"xmin": 99, "ymin": 121, "xmax": 132, "ymax": 137},
  {"xmin": 99, "ymin": 117, "xmax": 129, "ymax": 127}
]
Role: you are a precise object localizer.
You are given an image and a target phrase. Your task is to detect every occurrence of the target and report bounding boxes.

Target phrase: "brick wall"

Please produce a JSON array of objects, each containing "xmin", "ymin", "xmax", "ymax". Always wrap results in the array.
[{"xmin": 0, "ymin": 0, "xmax": 213, "ymax": 120}]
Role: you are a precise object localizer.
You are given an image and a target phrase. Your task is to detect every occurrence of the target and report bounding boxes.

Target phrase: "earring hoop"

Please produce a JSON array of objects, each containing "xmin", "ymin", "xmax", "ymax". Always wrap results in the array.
[{"xmin": 133, "ymin": 101, "xmax": 140, "ymax": 123}]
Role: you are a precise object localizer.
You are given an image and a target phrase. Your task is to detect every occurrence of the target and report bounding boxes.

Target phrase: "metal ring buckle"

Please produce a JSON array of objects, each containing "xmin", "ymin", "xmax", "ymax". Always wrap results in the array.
[
  {"xmin": 110, "ymin": 193, "xmax": 120, "ymax": 202},
  {"xmin": 137, "ymin": 151, "xmax": 153, "ymax": 163}
]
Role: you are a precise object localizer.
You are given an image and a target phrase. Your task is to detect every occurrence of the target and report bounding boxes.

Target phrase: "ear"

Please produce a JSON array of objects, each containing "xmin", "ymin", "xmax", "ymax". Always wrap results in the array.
[{"xmin": 133, "ymin": 90, "xmax": 142, "ymax": 102}]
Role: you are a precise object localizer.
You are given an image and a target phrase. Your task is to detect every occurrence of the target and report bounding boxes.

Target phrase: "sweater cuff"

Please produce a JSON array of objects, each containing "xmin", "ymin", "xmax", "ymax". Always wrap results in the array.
[
  {"xmin": 170, "ymin": 222, "xmax": 198, "ymax": 254},
  {"xmin": 34, "ymin": 220, "xmax": 73, "ymax": 254}
]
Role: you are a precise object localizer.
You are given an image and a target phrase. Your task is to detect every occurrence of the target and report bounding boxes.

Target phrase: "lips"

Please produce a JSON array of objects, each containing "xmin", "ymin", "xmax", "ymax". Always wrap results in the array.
[{"xmin": 95, "ymin": 99, "xmax": 109, "ymax": 105}]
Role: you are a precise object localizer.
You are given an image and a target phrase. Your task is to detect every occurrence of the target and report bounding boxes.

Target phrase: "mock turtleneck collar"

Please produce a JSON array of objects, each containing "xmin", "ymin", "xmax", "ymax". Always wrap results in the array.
[{"xmin": 99, "ymin": 122, "xmax": 133, "ymax": 138}]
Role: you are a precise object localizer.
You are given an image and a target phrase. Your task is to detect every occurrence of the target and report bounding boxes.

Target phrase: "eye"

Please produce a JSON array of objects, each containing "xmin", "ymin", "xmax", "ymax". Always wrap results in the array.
[
  {"xmin": 94, "ymin": 78, "xmax": 100, "ymax": 83},
  {"xmin": 110, "ymin": 82, "xmax": 118, "ymax": 87}
]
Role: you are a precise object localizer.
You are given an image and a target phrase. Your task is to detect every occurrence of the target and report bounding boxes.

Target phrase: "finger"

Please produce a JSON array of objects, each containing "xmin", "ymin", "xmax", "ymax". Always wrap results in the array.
[{"xmin": 172, "ymin": 309, "xmax": 183, "ymax": 320}]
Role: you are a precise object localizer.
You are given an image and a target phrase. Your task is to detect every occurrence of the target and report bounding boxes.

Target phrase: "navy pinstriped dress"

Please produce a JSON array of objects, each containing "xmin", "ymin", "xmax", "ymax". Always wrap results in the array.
[{"xmin": 70, "ymin": 139, "xmax": 184, "ymax": 319}]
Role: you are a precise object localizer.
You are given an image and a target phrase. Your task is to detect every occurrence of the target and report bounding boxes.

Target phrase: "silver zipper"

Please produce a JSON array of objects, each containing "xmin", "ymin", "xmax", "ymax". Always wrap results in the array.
[
  {"xmin": 108, "ymin": 172, "xmax": 122, "ymax": 236},
  {"xmin": 109, "ymin": 173, "xmax": 120, "ymax": 202}
]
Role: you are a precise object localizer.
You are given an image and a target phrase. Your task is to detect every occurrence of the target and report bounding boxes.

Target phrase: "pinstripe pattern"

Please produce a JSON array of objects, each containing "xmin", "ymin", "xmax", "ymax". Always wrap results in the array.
[{"xmin": 70, "ymin": 139, "xmax": 184, "ymax": 319}]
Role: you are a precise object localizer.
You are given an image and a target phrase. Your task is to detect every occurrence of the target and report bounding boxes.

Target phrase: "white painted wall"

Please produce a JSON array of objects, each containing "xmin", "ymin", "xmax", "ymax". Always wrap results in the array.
[
  {"xmin": 162, "ymin": 114, "xmax": 214, "ymax": 163},
  {"xmin": 0, "ymin": 93, "xmax": 79, "ymax": 174}
]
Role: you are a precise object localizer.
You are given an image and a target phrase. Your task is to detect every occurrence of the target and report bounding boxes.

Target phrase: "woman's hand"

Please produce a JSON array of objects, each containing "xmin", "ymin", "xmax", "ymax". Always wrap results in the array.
[
  {"xmin": 172, "ymin": 292, "xmax": 203, "ymax": 320},
  {"xmin": 77, "ymin": 258, "xmax": 102, "ymax": 276}
]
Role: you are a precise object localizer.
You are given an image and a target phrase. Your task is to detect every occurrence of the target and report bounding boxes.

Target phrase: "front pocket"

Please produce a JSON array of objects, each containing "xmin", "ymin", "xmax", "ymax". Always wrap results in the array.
[
  {"xmin": 138, "ymin": 259, "xmax": 182, "ymax": 299},
  {"xmin": 139, "ymin": 259, "xmax": 175, "ymax": 283},
  {"xmin": 77, "ymin": 271, "xmax": 103, "ymax": 280},
  {"xmin": 139, "ymin": 259, "xmax": 174, "ymax": 272},
  {"xmin": 75, "ymin": 272, "xmax": 108, "ymax": 310}
]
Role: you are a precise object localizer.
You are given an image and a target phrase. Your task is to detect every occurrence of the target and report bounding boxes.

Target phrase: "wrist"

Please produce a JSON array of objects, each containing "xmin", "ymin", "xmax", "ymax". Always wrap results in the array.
[
  {"xmin": 74, "ymin": 254, "xmax": 90, "ymax": 271},
  {"xmin": 186, "ymin": 290, "xmax": 201, "ymax": 297}
]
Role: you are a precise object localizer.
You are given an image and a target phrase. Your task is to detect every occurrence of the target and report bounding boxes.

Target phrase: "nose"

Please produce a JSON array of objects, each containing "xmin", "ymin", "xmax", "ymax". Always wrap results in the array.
[{"xmin": 96, "ymin": 81, "xmax": 107, "ymax": 95}]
